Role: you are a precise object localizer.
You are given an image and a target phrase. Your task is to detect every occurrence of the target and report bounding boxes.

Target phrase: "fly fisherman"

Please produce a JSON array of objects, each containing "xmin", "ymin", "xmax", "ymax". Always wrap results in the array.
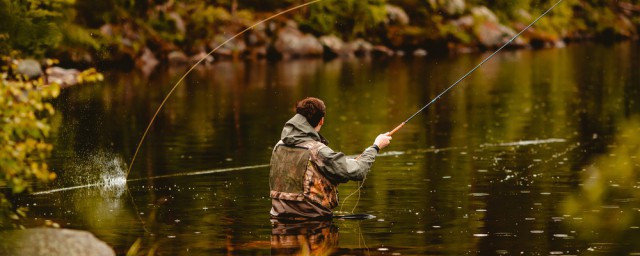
[{"xmin": 269, "ymin": 97, "xmax": 392, "ymax": 219}]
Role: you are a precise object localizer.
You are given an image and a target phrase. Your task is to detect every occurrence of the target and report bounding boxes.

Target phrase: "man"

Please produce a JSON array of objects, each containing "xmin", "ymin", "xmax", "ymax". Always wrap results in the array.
[{"xmin": 269, "ymin": 97, "xmax": 392, "ymax": 219}]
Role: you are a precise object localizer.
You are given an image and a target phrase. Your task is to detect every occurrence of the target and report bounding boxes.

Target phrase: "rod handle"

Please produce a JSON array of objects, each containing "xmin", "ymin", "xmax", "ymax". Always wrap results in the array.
[{"xmin": 388, "ymin": 122, "xmax": 405, "ymax": 136}]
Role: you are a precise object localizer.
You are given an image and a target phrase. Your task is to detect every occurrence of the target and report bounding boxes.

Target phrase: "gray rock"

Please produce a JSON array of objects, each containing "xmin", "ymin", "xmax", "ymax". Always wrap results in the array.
[
  {"xmin": 450, "ymin": 15, "xmax": 474, "ymax": 29},
  {"xmin": 137, "ymin": 47, "xmax": 159, "ymax": 75},
  {"xmin": 99, "ymin": 24, "xmax": 113, "ymax": 37},
  {"xmin": 471, "ymin": 6, "xmax": 525, "ymax": 48},
  {"xmin": 168, "ymin": 51, "xmax": 189, "ymax": 65},
  {"xmin": 0, "ymin": 228, "xmax": 115, "ymax": 256},
  {"xmin": 349, "ymin": 39, "xmax": 373, "ymax": 57},
  {"xmin": 471, "ymin": 6, "xmax": 498, "ymax": 23},
  {"xmin": 274, "ymin": 26, "xmax": 323, "ymax": 59},
  {"xmin": 413, "ymin": 48, "xmax": 428, "ymax": 57},
  {"xmin": 372, "ymin": 45, "xmax": 394, "ymax": 56},
  {"xmin": 443, "ymin": 0, "xmax": 466, "ymax": 16},
  {"xmin": 429, "ymin": 0, "xmax": 466, "ymax": 16},
  {"xmin": 16, "ymin": 59, "xmax": 43, "ymax": 79},
  {"xmin": 319, "ymin": 35, "xmax": 353, "ymax": 57},
  {"xmin": 46, "ymin": 66, "xmax": 80, "ymax": 88},
  {"xmin": 210, "ymin": 34, "xmax": 247, "ymax": 58},
  {"xmin": 385, "ymin": 5, "xmax": 410, "ymax": 25}
]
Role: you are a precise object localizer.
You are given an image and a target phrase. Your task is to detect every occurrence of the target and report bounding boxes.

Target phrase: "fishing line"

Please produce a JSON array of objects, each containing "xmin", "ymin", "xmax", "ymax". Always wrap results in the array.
[
  {"xmin": 31, "ymin": 139, "xmax": 564, "ymax": 195},
  {"xmin": 126, "ymin": 0, "xmax": 323, "ymax": 178},
  {"xmin": 342, "ymin": 0, "xmax": 565, "ymax": 212},
  {"xmin": 118, "ymin": 0, "xmax": 322, "ymax": 235},
  {"xmin": 386, "ymin": 0, "xmax": 565, "ymax": 136}
]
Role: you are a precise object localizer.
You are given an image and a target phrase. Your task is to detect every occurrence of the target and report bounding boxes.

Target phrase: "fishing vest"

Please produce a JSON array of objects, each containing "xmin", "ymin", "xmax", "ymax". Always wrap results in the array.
[{"xmin": 269, "ymin": 140, "xmax": 339, "ymax": 209}]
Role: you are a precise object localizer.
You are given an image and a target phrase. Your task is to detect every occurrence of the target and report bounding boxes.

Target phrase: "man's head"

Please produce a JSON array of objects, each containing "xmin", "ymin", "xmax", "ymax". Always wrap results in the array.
[{"xmin": 296, "ymin": 97, "xmax": 325, "ymax": 130}]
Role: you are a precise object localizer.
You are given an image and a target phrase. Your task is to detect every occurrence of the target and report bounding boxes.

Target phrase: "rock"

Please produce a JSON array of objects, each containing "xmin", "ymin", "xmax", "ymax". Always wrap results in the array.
[
  {"xmin": 190, "ymin": 51, "xmax": 214, "ymax": 64},
  {"xmin": 16, "ymin": 59, "xmax": 43, "ymax": 79},
  {"xmin": 246, "ymin": 24, "xmax": 269, "ymax": 47},
  {"xmin": 274, "ymin": 25, "xmax": 323, "ymax": 59},
  {"xmin": 442, "ymin": 0, "xmax": 466, "ymax": 16},
  {"xmin": 471, "ymin": 6, "xmax": 498, "ymax": 23},
  {"xmin": 99, "ymin": 24, "xmax": 113, "ymax": 37},
  {"xmin": 210, "ymin": 34, "xmax": 247, "ymax": 58},
  {"xmin": 385, "ymin": 5, "xmax": 410, "ymax": 25},
  {"xmin": 515, "ymin": 9, "xmax": 532, "ymax": 21},
  {"xmin": 429, "ymin": 0, "xmax": 465, "ymax": 16},
  {"xmin": 450, "ymin": 15, "xmax": 474, "ymax": 29},
  {"xmin": 46, "ymin": 67, "xmax": 80, "ymax": 88},
  {"xmin": 372, "ymin": 45, "xmax": 394, "ymax": 57},
  {"xmin": 136, "ymin": 47, "xmax": 159, "ymax": 75},
  {"xmin": 319, "ymin": 35, "xmax": 352, "ymax": 58},
  {"xmin": 471, "ymin": 6, "xmax": 525, "ymax": 48},
  {"xmin": 553, "ymin": 40, "xmax": 566, "ymax": 48},
  {"xmin": 413, "ymin": 48, "xmax": 428, "ymax": 57},
  {"xmin": 0, "ymin": 228, "xmax": 115, "ymax": 256},
  {"xmin": 475, "ymin": 22, "xmax": 506, "ymax": 48},
  {"xmin": 167, "ymin": 51, "xmax": 189, "ymax": 65},
  {"xmin": 349, "ymin": 39, "xmax": 373, "ymax": 57},
  {"xmin": 521, "ymin": 25, "xmax": 561, "ymax": 49}
]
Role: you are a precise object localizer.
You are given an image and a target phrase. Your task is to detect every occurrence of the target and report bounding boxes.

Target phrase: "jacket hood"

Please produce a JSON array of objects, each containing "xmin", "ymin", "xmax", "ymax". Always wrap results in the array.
[{"xmin": 280, "ymin": 114, "xmax": 328, "ymax": 146}]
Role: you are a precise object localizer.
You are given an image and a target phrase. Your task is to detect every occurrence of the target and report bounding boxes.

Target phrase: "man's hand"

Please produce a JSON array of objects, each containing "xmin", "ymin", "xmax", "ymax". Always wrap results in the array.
[{"xmin": 374, "ymin": 132, "xmax": 392, "ymax": 150}]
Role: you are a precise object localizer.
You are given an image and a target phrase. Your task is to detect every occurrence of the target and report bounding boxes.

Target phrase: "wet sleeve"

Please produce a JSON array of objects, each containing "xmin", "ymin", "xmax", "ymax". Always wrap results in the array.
[{"xmin": 316, "ymin": 146, "xmax": 378, "ymax": 183}]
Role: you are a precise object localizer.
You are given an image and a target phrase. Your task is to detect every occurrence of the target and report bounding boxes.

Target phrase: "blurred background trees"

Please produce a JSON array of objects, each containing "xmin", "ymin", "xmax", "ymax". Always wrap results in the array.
[{"xmin": 2, "ymin": 0, "xmax": 638, "ymax": 67}]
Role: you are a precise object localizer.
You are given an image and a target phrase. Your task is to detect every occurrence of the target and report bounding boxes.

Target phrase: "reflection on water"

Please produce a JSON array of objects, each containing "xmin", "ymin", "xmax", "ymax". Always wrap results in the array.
[
  {"xmin": 16, "ymin": 42, "xmax": 640, "ymax": 254},
  {"xmin": 271, "ymin": 219, "xmax": 339, "ymax": 255}
]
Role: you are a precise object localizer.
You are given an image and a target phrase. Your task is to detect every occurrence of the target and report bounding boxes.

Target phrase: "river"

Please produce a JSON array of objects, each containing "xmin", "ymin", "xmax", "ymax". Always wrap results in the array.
[{"xmin": 21, "ymin": 41, "xmax": 640, "ymax": 255}]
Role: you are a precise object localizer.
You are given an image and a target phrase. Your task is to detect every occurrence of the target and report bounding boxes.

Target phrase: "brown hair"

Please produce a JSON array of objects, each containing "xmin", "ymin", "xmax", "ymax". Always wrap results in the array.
[{"xmin": 296, "ymin": 97, "xmax": 325, "ymax": 127}]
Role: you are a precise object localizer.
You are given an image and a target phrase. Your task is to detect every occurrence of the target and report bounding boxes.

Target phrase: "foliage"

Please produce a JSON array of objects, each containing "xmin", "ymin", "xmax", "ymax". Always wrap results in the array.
[
  {"xmin": 0, "ymin": 0, "xmax": 98, "ymax": 58},
  {"xmin": 298, "ymin": 0, "xmax": 389, "ymax": 40},
  {"xmin": 3, "ymin": 0, "xmax": 631, "ymax": 63},
  {"xmin": 562, "ymin": 119, "xmax": 640, "ymax": 252},
  {"xmin": 0, "ymin": 77, "xmax": 60, "ymax": 228}
]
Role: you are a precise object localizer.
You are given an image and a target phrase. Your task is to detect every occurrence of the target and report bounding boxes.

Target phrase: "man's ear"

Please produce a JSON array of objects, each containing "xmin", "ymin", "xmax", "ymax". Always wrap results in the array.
[{"xmin": 319, "ymin": 117, "xmax": 324, "ymax": 126}]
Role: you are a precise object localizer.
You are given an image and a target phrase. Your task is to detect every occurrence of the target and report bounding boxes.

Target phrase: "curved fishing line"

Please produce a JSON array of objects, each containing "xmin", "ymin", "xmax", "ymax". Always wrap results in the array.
[
  {"xmin": 338, "ymin": 175, "xmax": 366, "ymax": 213},
  {"xmin": 126, "ymin": 0, "xmax": 323, "ymax": 178},
  {"xmin": 126, "ymin": 188, "xmax": 151, "ymax": 234},
  {"xmin": 387, "ymin": 0, "xmax": 564, "ymax": 136}
]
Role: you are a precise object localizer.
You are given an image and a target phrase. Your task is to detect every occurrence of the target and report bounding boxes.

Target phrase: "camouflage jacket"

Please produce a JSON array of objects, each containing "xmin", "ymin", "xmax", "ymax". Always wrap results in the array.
[{"xmin": 269, "ymin": 114, "xmax": 378, "ymax": 218}]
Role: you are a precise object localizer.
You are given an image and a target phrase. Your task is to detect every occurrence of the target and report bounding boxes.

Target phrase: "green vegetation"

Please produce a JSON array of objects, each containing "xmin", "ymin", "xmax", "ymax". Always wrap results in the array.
[
  {"xmin": 298, "ymin": 0, "xmax": 388, "ymax": 40},
  {"xmin": 0, "ymin": 0, "xmax": 104, "ymax": 228},
  {"xmin": 563, "ymin": 119, "xmax": 640, "ymax": 253},
  {"xmin": 4, "ymin": 0, "xmax": 638, "ymax": 65},
  {"xmin": 0, "ymin": 0, "xmax": 98, "ymax": 58},
  {"xmin": 0, "ymin": 78, "xmax": 59, "ymax": 228}
]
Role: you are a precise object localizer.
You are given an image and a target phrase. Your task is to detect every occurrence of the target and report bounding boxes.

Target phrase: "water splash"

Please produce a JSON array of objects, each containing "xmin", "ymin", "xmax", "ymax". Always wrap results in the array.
[
  {"xmin": 32, "ymin": 151, "xmax": 127, "ymax": 196},
  {"xmin": 32, "ymin": 138, "xmax": 569, "ymax": 195}
]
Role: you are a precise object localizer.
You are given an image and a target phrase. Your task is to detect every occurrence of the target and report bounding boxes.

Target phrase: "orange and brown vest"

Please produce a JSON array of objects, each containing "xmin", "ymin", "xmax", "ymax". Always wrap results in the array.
[{"xmin": 269, "ymin": 140, "xmax": 339, "ymax": 209}]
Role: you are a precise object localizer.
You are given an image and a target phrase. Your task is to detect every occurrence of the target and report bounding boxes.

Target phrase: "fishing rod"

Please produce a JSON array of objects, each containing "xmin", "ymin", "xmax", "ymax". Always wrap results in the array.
[
  {"xmin": 386, "ymin": 0, "xmax": 564, "ymax": 136},
  {"xmin": 342, "ymin": 0, "xmax": 564, "ymax": 212}
]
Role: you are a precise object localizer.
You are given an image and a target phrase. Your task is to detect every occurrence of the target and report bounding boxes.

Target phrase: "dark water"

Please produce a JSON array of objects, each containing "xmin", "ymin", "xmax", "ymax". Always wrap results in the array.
[{"xmin": 21, "ymin": 42, "xmax": 640, "ymax": 255}]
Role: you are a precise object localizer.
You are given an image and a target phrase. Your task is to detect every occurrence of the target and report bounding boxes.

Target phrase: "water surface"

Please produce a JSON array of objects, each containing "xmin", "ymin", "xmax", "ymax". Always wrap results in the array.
[{"xmin": 22, "ymin": 42, "xmax": 640, "ymax": 255}]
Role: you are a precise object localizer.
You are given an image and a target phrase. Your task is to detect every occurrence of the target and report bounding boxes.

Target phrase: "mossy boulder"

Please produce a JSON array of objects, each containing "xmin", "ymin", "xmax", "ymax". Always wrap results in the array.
[{"xmin": 0, "ymin": 228, "xmax": 115, "ymax": 256}]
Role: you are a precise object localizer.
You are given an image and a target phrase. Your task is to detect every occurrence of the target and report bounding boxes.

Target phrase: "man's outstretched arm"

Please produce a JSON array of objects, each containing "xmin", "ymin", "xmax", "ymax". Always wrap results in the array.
[{"xmin": 317, "ymin": 133, "xmax": 392, "ymax": 183}]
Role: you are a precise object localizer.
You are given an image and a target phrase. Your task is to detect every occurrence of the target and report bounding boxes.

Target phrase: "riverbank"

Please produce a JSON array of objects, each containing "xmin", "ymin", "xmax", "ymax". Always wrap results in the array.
[{"xmin": 36, "ymin": 1, "xmax": 637, "ymax": 73}]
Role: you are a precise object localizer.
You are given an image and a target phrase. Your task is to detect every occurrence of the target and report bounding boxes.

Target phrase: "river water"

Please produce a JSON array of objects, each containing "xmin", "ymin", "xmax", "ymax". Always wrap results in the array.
[{"xmin": 21, "ymin": 42, "xmax": 640, "ymax": 255}]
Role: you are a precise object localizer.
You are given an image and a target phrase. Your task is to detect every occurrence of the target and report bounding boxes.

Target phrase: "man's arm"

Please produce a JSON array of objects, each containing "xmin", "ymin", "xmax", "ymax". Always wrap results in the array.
[
  {"xmin": 316, "ymin": 133, "xmax": 392, "ymax": 183},
  {"xmin": 317, "ymin": 146, "xmax": 378, "ymax": 183}
]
